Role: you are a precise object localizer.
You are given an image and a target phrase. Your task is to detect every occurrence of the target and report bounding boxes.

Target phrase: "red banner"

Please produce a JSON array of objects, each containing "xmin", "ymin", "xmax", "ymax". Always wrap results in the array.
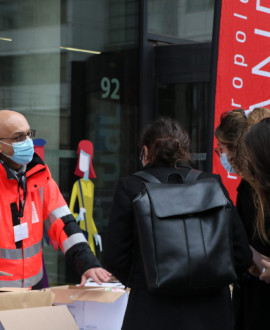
[{"xmin": 213, "ymin": 0, "xmax": 270, "ymax": 203}]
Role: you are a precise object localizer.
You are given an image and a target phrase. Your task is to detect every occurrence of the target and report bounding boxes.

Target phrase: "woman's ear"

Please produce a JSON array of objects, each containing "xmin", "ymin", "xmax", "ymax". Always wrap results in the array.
[{"xmin": 142, "ymin": 145, "xmax": 149, "ymax": 166}]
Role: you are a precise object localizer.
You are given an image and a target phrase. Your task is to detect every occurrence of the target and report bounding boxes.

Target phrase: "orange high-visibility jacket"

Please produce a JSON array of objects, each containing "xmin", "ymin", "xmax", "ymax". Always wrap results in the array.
[{"xmin": 0, "ymin": 154, "xmax": 101, "ymax": 288}]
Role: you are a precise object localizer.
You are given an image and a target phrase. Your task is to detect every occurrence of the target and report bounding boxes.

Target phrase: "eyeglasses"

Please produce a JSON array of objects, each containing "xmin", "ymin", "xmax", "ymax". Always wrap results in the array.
[
  {"xmin": 0, "ymin": 130, "xmax": 36, "ymax": 143},
  {"xmin": 214, "ymin": 147, "xmax": 223, "ymax": 157}
]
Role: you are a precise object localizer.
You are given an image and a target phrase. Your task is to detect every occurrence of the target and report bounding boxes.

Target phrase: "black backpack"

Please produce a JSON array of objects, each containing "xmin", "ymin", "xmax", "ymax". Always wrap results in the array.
[{"xmin": 132, "ymin": 169, "xmax": 237, "ymax": 295}]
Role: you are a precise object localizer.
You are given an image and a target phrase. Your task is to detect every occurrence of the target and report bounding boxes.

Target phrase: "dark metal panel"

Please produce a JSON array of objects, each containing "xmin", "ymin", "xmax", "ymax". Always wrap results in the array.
[
  {"xmin": 155, "ymin": 43, "xmax": 212, "ymax": 84},
  {"xmin": 139, "ymin": 0, "xmax": 156, "ymax": 135}
]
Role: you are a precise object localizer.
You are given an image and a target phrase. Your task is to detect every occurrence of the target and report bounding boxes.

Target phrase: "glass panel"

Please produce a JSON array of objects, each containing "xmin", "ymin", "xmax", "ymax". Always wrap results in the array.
[
  {"xmin": 0, "ymin": 0, "xmax": 140, "ymax": 285},
  {"xmin": 157, "ymin": 83, "xmax": 209, "ymax": 170},
  {"xmin": 60, "ymin": 0, "xmax": 140, "ymax": 282},
  {"xmin": 148, "ymin": 0, "xmax": 215, "ymax": 42}
]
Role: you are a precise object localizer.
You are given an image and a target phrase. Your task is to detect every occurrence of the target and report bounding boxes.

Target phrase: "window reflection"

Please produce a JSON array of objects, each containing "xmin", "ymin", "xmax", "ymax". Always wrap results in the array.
[
  {"xmin": 148, "ymin": 0, "xmax": 215, "ymax": 42},
  {"xmin": 0, "ymin": 0, "xmax": 140, "ymax": 285},
  {"xmin": 158, "ymin": 82, "xmax": 209, "ymax": 170}
]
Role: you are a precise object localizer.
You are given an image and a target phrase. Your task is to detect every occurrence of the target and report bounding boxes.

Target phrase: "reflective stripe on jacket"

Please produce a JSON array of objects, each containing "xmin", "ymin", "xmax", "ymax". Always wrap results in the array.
[{"xmin": 0, "ymin": 154, "xmax": 89, "ymax": 288}]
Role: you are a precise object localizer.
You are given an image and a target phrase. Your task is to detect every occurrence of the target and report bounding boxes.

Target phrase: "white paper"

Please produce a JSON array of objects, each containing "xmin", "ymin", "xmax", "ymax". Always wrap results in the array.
[
  {"xmin": 82, "ymin": 279, "xmax": 125, "ymax": 289},
  {"xmin": 14, "ymin": 222, "xmax": 29, "ymax": 242}
]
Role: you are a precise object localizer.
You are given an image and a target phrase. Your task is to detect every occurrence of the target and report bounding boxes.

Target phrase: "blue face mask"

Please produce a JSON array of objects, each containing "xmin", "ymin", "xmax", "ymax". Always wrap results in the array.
[
  {"xmin": 2, "ymin": 138, "xmax": 34, "ymax": 165},
  {"xmin": 219, "ymin": 153, "xmax": 236, "ymax": 174}
]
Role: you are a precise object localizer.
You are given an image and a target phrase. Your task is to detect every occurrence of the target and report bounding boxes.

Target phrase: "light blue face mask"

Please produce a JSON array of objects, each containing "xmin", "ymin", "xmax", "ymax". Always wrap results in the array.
[
  {"xmin": 2, "ymin": 138, "xmax": 34, "ymax": 165},
  {"xmin": 219, "ymin": 153, "xmax": 236, "ymax": 174}
]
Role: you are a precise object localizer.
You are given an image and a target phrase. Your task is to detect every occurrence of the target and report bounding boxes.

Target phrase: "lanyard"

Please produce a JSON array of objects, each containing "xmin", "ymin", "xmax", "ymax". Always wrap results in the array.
[{"xmin": 18, "ymin": 174, "xmax": 27, "ymax": 218}]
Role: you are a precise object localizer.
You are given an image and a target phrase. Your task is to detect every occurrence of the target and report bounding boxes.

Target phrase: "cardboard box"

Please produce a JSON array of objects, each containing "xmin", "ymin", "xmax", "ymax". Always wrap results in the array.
[
  {"xmin": 50, "ymin": 285, "xmax": 129, "ymax": 330},
  {"xmin": 0, "ymin": 305, "xmax": 79, "ymax": 330},
  {"xmin": 0, "ymin": 288, "xmax": 55, "ymax": 311}
]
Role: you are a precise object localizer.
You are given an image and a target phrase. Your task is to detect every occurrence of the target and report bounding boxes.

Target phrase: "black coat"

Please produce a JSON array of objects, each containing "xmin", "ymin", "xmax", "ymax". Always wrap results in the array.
[
  {"xmin": 103, "ymin": 164, "xmax": 252, "ymax": 330},
  {"xmin": 233, "ymin": 179, "xmax": 270, "ymax": 330}
]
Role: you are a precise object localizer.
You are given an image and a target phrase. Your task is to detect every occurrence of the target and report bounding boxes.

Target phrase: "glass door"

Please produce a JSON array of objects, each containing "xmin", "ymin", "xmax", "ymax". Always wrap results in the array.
[{"xmin": 154, "ymin": 43, "xmax": 212, "ymax": 171}]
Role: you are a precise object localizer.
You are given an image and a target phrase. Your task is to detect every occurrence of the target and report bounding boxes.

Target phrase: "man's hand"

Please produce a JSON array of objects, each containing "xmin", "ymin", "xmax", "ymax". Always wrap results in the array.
[{"xmin": 79, "ymin": 267, "xmax": 112, "ymax": 287}]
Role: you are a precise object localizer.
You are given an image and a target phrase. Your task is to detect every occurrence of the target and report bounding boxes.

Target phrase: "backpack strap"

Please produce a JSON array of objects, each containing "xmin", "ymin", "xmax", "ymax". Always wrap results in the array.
[
  {"xmin": 133, "ymin": 169, "xmax": 202, "ymax": 183},
  {"xmin": 185, "ymin": 169, "xmax": 202, "ymax": 182},
  {"xmin": 133, "ymin": 171, "xmax": 161, "ymax": 183}
]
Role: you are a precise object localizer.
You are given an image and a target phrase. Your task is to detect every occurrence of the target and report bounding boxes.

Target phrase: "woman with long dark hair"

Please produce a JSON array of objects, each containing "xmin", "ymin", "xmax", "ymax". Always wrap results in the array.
[
  {"xmin": 103, "ymin": 116, "xmax": 252, "ymax": 330},
  {"xmin": 244, "ymin": 117, "xmax": 270, "ymax": 249},
  {"xmin": 215, "ymin": 108, "xmax": 270, "ymax": 330}
]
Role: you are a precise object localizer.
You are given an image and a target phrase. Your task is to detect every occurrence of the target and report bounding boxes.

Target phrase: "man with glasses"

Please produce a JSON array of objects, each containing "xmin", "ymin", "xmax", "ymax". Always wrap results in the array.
[{"xmin": 0, "ymin": 109, "xmax": 111, "ymax": 289}]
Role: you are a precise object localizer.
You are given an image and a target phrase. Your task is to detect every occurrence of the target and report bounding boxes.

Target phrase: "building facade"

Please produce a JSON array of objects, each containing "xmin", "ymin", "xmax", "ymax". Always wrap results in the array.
[{"xmin": 0, "ymin": 0, "xmax": 216, "ymax": 285}]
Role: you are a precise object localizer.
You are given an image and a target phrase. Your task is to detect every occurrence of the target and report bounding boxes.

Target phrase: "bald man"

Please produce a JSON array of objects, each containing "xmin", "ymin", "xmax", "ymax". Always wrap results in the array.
[{"xmin": 0, "ymin": 110, "xmax": 111, "ymax": 288}]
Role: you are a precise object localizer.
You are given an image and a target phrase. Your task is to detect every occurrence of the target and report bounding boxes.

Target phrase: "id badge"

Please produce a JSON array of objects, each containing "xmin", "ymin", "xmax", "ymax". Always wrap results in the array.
[{"xmin": 14, "ymin": 222, "xmax": 29, "ymax": 242}]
